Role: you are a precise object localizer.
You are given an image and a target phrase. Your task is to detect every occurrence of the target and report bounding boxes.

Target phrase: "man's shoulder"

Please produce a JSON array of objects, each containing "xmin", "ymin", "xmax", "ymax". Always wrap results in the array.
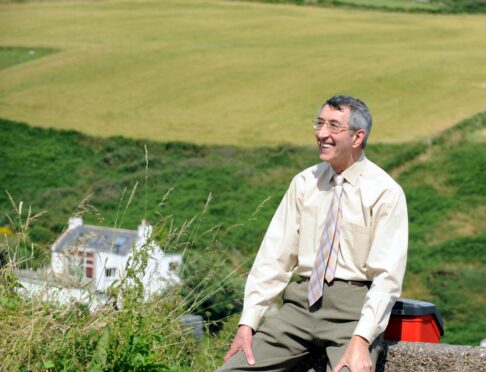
[
  {"xmin": 362, "ymin": 157, "xmax": 404, "ymax": 194},
  {"xmin": 294, "ymin": 162, "xmax": 330, "ymax": 183}
]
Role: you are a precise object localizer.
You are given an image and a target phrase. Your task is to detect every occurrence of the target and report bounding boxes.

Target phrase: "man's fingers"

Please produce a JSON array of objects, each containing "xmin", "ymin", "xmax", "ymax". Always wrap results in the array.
[
  {"xmin": 222, "ymin": 326, "xmax": 256, "ymax": 365},
  {"xmin": 223, "ymin": 350, "xmax": 234, "ymax": 363},
  {"xmin": 243, "ymin": 343, "xmax": 255, "ymax": 365},
  {"xmin": 223, "ymin": 343, "xmax": 239, "ymax": 362},
  {"xmin": 333, "ymin": 361, "xmax": 346, "ymax": 372}
]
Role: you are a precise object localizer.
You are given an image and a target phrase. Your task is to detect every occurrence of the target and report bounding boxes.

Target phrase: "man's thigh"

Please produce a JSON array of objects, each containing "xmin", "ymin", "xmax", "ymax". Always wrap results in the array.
[
  {"xmin": 218, "ymin": 281, "xmax": 314, "ymax": 371},
  {"xmin": 218, "ymin": 280, "xmax": 378, "ymax": 371},
  {"xmin": 216, "ymin": 330, "xmax": 309, "ymax": 372},
  {"xmin": 313, "ymin": 281, "xmax": 377, "ymax": 372}
]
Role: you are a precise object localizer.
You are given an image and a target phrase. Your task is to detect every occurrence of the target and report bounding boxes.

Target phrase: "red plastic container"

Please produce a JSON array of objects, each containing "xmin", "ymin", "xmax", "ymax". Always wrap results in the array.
[{"xmin": 384, "ymin": 299, "xmax": 444, "ymax": 343}]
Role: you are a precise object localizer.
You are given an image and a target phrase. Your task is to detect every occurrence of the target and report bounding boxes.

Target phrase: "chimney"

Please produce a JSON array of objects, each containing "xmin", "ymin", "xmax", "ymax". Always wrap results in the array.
[{"xmin": 68, "ymin": 216, "xmax": 83, "ymax": 230}]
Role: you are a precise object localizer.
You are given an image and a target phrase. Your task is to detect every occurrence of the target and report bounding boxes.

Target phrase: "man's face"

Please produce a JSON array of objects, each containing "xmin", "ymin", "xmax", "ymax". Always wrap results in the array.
[{"xmin": 315, "ymin": 104, "xmax": 359, "ymax": 172}]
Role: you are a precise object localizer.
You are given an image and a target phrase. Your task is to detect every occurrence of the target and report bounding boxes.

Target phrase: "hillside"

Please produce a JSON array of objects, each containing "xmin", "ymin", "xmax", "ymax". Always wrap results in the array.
[
  {"xmin": 237, "ymin": 0, "xmax": 486, "ymax": 14},
  {"xmin": 1, "ymin": 0, "xmax": 485, "ymax": 146},
  {"xmin": 1, "ymin": 112, "xmax": 485, "ymax": 348}
]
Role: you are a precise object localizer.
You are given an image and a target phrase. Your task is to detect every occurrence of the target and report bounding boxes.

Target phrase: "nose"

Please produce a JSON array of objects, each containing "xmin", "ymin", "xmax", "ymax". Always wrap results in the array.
[{"xmin": 315, "ymin": 126, "xmax": 331, "ymax": 138}]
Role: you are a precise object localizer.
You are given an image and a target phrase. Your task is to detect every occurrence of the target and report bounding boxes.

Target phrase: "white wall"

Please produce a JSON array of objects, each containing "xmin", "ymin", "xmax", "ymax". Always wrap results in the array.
[
  {"xmin": 18, "ymin": 278, "xmax": 107, "ymax": 311},
  {"xmin": 93, "ymin": 251, "xmax": 128, "ymax": 292},
  {"xmin": 51, "ymin": 252, "xmax": 64, "ymax": 276}
]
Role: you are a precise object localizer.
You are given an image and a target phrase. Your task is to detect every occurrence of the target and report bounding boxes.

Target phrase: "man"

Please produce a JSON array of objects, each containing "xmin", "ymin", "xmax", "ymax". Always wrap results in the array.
[{"xmin": 219, "ymin": 95, "xmax": 408, "ymax": 372}]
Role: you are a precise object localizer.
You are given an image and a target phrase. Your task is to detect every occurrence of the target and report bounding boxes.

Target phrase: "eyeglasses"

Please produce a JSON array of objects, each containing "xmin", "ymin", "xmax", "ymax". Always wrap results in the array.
[{"xmin": 312, "ymin": 119, "xmax": 356, "ymax": 134}]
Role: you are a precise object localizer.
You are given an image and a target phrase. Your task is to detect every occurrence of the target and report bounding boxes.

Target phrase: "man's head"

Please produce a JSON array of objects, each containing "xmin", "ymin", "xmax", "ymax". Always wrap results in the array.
[
  {"xmin": 322, "ymin": 95, "xmax": 372, "ymax": 149},
  {"xmin": 314, "ymin": 95, "xmax": 372, "ymax": 173}
]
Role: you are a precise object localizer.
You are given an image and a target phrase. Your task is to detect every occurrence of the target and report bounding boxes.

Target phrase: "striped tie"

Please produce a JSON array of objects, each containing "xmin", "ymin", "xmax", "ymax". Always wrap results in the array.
[{"xmin": 308, "ymin": 174, "xmax": 344, "ymax": 306}]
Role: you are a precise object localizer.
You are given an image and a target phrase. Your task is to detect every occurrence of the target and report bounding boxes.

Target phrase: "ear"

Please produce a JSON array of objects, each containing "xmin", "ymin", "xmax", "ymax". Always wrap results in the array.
[{"xmin": 352, "ymin": 129, "xmax": 366, "ymax": 149}]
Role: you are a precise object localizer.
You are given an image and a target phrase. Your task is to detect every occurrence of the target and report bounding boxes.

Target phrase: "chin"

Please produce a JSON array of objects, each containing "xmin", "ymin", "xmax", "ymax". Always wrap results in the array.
[
  {"xmin": 319, "ymin": 155, "xmax": 332, "ymax": 164},
  {"xmin": 318, "ymin": 149, "xmax": 333, "ymax": 163}
]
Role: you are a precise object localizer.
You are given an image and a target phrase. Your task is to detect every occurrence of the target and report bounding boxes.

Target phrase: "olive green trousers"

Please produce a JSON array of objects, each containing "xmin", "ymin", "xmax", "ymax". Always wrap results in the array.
[{"xmin": 218, "ymin": 279, "xmax": 382, "ymax": 372}]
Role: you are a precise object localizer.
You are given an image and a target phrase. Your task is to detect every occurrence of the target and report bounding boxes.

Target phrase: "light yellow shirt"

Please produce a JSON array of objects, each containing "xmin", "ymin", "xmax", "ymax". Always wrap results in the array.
[{"xmin": 239, "ymin": 155, "xmax": 408, "ymax": 343}]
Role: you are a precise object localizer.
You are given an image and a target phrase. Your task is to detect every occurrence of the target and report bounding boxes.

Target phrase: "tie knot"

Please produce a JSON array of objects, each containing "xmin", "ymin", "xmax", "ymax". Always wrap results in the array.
[{"xmin": 334, "ymin": 174, "xmax": 344, "ymax": 186}]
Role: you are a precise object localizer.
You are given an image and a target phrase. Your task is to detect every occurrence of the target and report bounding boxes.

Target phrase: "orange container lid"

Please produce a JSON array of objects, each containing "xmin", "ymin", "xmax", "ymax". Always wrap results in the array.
[{"xmin": 391, "ymin": 298, "xmax": 444, "ymax": 336}]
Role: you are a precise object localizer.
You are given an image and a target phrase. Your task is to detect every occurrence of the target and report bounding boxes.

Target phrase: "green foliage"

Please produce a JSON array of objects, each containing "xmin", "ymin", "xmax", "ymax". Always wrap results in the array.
[
  {"xmin": 427, "ymin": 235, "xmax": 486, "ymax": 264},
  {"xmin": 1, "ymin": 110, "xmax": 486, "ymax": 356},
  {"xmin": 406, "ymin": 184, "xmax": 454, "ymax": 242},
  {"xmin": 359, "ymin": 143, "xmax": 422, "ymax": 171},
  {"xmin": 444, "ymin": 144, "xmax": 486, "ymax": 196},
  {"xmin": 426, "ymin": 266, "xmax": 486, "ymax": 345},
  {"xmin": 0, "ymin": 205, "xmax": 239, "ymax": 370},
  {"xmin": 440, "ymin": 0, "xmax": 486, "ymax": 13},
  {"xmin": 181, "ymin": 248, "xmax": 245, "ymax": 331},
  {"xmin": 396, "ymin": 113, "xmax": 486, "ymax": 345},
  {"xmin": 0, "ymin": 46, "xmax": 57, "ymax": 70},
  {"xmin": 237, "ymin": 0, "xmax": 486, "ymax": 13}
]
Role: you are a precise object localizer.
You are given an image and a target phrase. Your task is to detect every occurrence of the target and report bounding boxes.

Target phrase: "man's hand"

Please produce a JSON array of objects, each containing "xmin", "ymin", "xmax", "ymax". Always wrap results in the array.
[
  {"xmin": 333, "ymin": 335, "xmax": 372, "ymax": 372},
  {"xmin": 223, "ymin": 325, "xmax": 256, "ymax": 365}
]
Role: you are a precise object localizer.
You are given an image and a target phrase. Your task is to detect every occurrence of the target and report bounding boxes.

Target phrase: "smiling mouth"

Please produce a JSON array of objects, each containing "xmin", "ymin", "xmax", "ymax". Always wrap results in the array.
[{"xmin": 319, "ymin": 141, "xmax": 334, "ymax": 149}]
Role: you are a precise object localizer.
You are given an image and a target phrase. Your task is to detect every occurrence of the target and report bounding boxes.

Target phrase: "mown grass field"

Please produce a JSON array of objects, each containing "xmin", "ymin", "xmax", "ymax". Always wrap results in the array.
[{"xmin": 1, "ymin": 0, "xmax": 485, "ymax": 146}]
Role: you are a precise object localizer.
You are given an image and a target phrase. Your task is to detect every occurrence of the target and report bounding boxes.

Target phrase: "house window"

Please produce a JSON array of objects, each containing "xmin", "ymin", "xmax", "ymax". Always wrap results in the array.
[
  {"xmin": 85, "ymin": 252, "xmax": 94, "ymax": 278},
  {"xmin": 105, "ymin": 268, "xmax": 117, "ymax": 278},
  {"xmin": 114, "ymin": 237, "xmax": 126, "ymax": 254},
  {"xmin": 68, "ymin": 251, "xmax": 94, "ymax": 279}
]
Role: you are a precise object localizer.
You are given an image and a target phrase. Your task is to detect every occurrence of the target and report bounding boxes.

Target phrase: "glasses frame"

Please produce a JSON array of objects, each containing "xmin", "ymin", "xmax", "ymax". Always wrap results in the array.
[{"xmin": 312, "ymin": 119, "xmax": 356, "ymax": 134}]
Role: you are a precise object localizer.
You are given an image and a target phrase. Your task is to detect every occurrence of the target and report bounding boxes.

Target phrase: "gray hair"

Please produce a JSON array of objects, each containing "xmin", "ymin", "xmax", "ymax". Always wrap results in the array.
[{"xmin": 322, "ymin": 95, "xmax": 373, "ymax": 149}]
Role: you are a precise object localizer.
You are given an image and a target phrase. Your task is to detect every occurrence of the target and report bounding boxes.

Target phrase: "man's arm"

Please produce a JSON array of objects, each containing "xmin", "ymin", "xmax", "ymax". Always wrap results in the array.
[
  {"xmin": 336, "ymin": 187, "xmax": 408, "ymax": 371},
  {"xmin": 223, "ymin": 174, "xmax": 304, "ymax": 364}
]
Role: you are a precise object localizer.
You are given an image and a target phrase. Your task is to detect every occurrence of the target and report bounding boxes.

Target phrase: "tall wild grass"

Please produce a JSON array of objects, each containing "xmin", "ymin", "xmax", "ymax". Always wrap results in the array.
[{"xmin": 0, "ymin": 190, "xmax": 246, "ymax": 370}]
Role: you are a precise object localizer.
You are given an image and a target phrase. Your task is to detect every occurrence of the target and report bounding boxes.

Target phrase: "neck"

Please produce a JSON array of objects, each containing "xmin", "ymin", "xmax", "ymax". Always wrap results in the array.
[{"xmin": 331, "ymin": 150, "xmax": 362, "ymax": 174}]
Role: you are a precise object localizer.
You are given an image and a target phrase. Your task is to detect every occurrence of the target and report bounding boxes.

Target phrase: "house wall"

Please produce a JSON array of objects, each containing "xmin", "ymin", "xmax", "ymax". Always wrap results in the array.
[
  {"xmin": 94, "ymin": 251, "xmax": 128, "ymax": 292},
  {"xmin": 18, "ymin": 277, "xmax": 107, "ymax": 311},
  {"xmin": 51, "ymin": 252, "xmax": 64, "ymax": 275},
  {"xmin": 142, "ymin": 250, "xmax": 182, "ymax": 299}
]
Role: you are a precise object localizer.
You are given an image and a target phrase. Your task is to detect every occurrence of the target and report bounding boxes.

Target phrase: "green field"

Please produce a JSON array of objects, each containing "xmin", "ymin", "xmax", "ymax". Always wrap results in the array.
[
  {"xmin": 1, "ymin": 0, "xmax": 485, "ymax": 146},
  {"xmin": 1, "ymin": 111, "xmax": 486, "ymax": 349},
  {"xmin": 240, "ymin": 0, "xmax": 486, "ymax": 13}
]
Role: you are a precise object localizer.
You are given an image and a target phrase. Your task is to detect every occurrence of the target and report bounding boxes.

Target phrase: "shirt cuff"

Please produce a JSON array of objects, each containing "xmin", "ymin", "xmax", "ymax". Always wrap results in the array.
[
  {"xmin": 238, "ymin": 306, "xmax": 266, "ymax": 331},
  {"xmin": 353, "ymin": 318, "xmax": 376, "ymax": 344}
]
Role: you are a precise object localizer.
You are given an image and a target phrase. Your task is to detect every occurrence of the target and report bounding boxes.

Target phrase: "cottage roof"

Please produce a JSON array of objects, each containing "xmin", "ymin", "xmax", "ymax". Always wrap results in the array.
[{"xmin": 52, "ymin": 225, "xmax": 139, "ymax": 256}]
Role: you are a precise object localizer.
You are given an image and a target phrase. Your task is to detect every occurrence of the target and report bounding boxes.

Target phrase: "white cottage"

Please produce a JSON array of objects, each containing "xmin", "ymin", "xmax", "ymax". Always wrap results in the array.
[
  {"xmin": 18, "ymin": 217, "xmax": 182, "ymax": 309},
  {"xmin": 51, "ymin": 217, "xmax": 182, "ymax": 294}
]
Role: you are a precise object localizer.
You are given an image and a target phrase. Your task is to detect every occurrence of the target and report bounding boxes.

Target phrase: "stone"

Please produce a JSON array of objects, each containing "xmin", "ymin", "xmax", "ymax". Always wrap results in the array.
[{"xmin": 292, "ymin": 341, "xmax": 486, "ymax": 372}]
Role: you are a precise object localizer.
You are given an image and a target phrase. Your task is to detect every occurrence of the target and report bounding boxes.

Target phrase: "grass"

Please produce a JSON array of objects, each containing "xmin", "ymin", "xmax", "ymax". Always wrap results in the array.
[
  {"xmin": 240, "ymin": 0, "xmax": 486, "ymax": 13},
  {"xmin": 0, "ymin": 46, "xmax": 57, "ymax": 70},
  {"xmin": 1, "ymin": 0, "xmax": 485, "ymax": 361},
  {"xmin": 1, "ymin": 111, "xmax": 486, "ymax": 348},
  {"xmin": 239, "ymin": 0, "xmax": 446, "ymax": 12},
  {"xmin": 0, "ymin": 0, "xmax": 485, "ymax": 146},
  {"xmin": 0, "ymin": 206, "xmax": 239, "ymax": 371},
  {"xmin": 332, "ymin": 0, "xmax": 443, "ymax": 11}
]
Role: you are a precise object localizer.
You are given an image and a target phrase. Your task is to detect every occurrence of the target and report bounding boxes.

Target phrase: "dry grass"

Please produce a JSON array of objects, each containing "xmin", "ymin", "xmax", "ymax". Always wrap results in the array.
[{"xmin": 0, "ymin": 0, "xmax": 485, "ymax": 146}]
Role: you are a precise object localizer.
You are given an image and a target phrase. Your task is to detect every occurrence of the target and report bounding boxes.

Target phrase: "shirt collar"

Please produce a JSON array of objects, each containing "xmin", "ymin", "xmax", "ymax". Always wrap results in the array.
[{"xmin": 325, "ymin": 153, "xmax": 367, "ymax": 186}]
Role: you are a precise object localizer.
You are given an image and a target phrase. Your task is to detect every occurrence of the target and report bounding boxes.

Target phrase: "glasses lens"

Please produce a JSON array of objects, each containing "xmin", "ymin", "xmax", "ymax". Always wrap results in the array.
[
  {"xmin": 328, "ymin": 123, "xmax": 340, "ymax": 134},
  {"xmin": 313, "ymin": 120, "xmax": 323, "ymax": 130},
  {"xmin": 313, "ymin": 120, "xmax": 340, "ymax": 133}
]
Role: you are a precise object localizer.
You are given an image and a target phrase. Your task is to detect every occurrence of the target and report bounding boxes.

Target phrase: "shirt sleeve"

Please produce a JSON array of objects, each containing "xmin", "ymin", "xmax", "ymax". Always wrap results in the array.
[
  {"xmin": 353, "ymin": 187, "xmax": 408, "ymax": 343},
  {"xmin": 238, "ymin": 175, "xmax": 303, "ymax": 330}
]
